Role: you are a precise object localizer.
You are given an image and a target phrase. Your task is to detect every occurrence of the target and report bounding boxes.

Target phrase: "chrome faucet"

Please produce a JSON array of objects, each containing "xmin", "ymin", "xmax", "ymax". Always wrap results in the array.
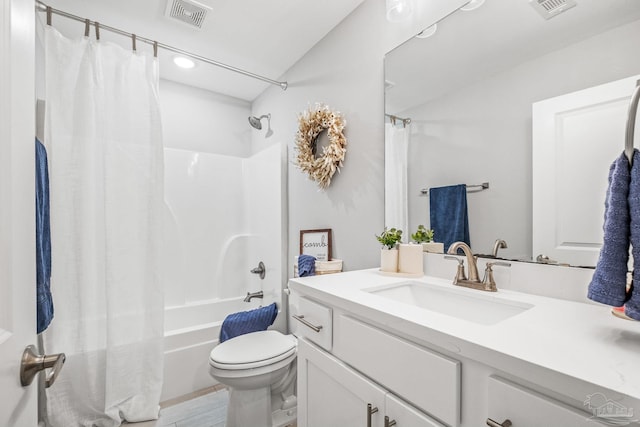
[
  {"xmin": 244, "ymin": 290, "xmax": 264, "ymax": 302},
  {"xmin": 447, "ymin": 242, "xmax": 480, "ymax": 283},
  {"xmin": 446, "ymin": 241, "xmax": 510, "ymax": 292},
  {"xmin": 492, "ymin": 239, "xmax": 508, "ymax": 257}
]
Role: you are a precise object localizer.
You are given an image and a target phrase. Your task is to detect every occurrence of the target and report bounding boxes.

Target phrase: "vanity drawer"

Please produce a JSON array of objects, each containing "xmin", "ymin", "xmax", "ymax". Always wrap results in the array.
[
  {"xmin": 290, "ymin": 296, "xmax": 332, "ymax": 351},
  {"xmin": 487, "ymin": 376, "xmax": 610, "ymax": 427},
  {"xmin": 334, "ymin": 315, "xmax": 460, "ymax": 426}
]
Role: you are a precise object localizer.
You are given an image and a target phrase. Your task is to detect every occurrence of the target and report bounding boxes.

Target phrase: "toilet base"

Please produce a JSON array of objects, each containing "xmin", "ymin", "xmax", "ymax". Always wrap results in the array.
[
  {"xmin": 226, "ymin": 387, "xmax": 297, "ymax": 427},
  {"xmin": 272, "ymin": 406, "xmax": 297, "ymax": 427},
  {"xmin": 227, "ymin": 387, "xmax": 272, "ymax": 427}
]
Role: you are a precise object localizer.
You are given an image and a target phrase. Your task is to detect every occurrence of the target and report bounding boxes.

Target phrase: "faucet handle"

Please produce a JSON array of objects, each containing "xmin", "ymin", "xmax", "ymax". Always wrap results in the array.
[
  {"xmin": 444, "ymin": 255, "xmax": 467, "ymax": 284},
  {"xmin": 482, "ymin": 261, "xmax": 511, "ymax": 291}
]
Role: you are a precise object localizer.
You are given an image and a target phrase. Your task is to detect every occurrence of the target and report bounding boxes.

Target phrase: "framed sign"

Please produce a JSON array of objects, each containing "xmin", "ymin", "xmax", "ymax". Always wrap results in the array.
[{"xmin": 300, "ymin": 229, "xmax": 332, "ymax": 261}]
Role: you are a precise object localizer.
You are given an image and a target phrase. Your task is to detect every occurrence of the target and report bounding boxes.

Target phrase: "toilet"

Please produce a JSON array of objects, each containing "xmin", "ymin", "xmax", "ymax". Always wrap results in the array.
[{"xmin": 208, "ymin": 330, "xmax": 298, "ymax": 427}]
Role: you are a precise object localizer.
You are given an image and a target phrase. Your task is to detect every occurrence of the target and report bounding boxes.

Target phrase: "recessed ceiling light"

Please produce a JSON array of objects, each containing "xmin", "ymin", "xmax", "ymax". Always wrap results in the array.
[
  {"xmin": 416, "ymin": 24, "xmax": 437, "ymax": 38},
  {"xmin": 173, "ymin": 56, "xmax": 195, "ymax": 69},
  {"xmin": 460, "ymin": 0, "xmax": 485, "ymax": 11}
]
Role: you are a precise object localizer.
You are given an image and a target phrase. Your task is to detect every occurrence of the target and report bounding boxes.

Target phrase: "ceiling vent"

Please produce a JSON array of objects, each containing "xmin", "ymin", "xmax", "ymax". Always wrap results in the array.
[
  {"xmin": 529, "ymin": 0, "xmax": 577, "ymax": 20},
  {"xmin": 165, "ymin": 0, "xmax": 212, "ymax": 29}
]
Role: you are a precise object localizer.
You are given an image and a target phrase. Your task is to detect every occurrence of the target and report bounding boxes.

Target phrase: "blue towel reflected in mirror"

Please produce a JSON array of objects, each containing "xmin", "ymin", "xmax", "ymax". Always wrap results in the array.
[{"xmin": 429, "ymin": 184, "xmax": 470, "ymax": 253}]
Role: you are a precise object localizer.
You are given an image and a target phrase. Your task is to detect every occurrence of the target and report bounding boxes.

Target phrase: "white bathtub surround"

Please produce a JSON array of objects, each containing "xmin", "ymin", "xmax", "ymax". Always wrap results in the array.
[
  {"xmin": 42, "ymin": 23, "xmax": 164, "ymax": 426},
  {"xmin": 161, "ymin": 143, "xmax": 287, "ymax": 401}
]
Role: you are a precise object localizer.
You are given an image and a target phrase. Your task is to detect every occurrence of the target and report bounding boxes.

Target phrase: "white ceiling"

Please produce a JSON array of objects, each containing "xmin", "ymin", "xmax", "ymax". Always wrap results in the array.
[
  {"xmin": 42, "ymin": 0, "xmax": 366, "ymax": 101},
  {"xmin": 386, "ymin": 0, "xmax": 640, "ymax": 114}
]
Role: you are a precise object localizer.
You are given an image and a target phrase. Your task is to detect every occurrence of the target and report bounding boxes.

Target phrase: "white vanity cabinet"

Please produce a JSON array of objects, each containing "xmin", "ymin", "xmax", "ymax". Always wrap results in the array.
[
  {"xmin": 297, "ymin": 337, "xmax": 445, "ymax": 427},
  {"xmin": 288, "ymin": 270, "xmax": 640, "ymax": 427}
]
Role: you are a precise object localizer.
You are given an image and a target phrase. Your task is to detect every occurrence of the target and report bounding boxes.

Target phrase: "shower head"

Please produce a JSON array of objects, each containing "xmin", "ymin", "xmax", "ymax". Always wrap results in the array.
[{"xmin": 248, "ymin": 114, "xmax": 271, "ymax": 130}]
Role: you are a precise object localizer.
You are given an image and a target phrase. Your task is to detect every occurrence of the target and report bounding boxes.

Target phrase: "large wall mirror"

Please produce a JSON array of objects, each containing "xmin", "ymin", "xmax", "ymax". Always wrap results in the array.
[{"xmin": 385, "ymin": 0, "xmax": 640, "ymax": 266}]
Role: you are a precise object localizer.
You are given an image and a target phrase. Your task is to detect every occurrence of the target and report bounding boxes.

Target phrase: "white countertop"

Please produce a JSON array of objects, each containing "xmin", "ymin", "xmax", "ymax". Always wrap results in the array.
[{"xmin": 288, "ymin": 268, "xmax": 640, "ymax": 403}]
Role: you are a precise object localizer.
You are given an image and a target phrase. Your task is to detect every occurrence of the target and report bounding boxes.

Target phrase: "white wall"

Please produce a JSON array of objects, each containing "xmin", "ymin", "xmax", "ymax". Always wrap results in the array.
[
  {"xmin": 251, "ymin": 0, "xmax": 466, "ymax": 275},
  {"xmin": 160, "ymin": 79, "xmax": 251, "ymax": 157},
  {"xmin": 403, "ymin": 19, "xmax": 640, "ymax": 260}
]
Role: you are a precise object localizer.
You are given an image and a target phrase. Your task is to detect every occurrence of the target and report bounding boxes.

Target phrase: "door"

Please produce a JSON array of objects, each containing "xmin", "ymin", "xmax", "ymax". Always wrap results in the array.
[
  {"xmin": 297, "ymin": 338, "xmax": 386, "ymax": 427},
  {"xmin": 532, "ymin": 75, "xmax": 640, "ymax": 266},
  {"xmin": 0, "ymin": 0, "xmax": 37, "ymax": 425}
]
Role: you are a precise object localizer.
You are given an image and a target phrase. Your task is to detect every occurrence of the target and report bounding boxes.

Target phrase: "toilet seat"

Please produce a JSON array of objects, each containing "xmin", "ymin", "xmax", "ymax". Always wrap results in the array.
[{"xmin": 209, "ymin": 330, "xmax": 297, "ymax": 370}]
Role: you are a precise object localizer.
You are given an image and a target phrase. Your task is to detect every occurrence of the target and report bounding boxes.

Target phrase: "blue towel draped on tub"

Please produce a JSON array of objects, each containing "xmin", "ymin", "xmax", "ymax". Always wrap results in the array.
[
  {"xmin": 219, "ymin": 302, "xmax": 278, "ymax": 343},
  {"xmin": 429, "ymin": 184, "xmax": 470, "ymax": 252},
  {"xmin": 36, "ymin": 138, "xmax": 54, "ymax": 334}
]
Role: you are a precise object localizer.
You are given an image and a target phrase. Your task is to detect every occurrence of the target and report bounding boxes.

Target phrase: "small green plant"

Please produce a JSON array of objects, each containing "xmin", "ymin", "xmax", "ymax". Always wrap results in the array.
[
  {"xmin": 411, "ymin": 225, "xmax": 434, "ymax": 243},
  {"xmin": 376, "ymin": 227, "xmax": 403, "ymax": 249}
]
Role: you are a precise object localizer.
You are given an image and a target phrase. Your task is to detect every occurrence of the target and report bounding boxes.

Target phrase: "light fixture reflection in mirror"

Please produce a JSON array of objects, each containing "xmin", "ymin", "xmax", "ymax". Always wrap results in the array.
[
  {"xmin": 460, "ymin": 0, "xmax": 485, "ymax": 12},
  {"xmin": 416, "ymin": 24, "xmax": 437, "ymax": 39},
  {"xmin": 386, "ymin": 0, "xmax": 412, "ymax": 22}
]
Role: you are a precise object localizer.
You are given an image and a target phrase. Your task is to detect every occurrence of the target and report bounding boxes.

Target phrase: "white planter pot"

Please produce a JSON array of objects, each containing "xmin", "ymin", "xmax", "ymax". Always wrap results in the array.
[
  {"xmin": 398, "ymin": 244, "xmax": 423, "ymax": 274},
  {"xmin": 380, "ymin": 248, "xmax": 399, "ymax": 273},
  {"xmin": 421, "ymin": 242, "xmax": 445, "ymax": 253}
]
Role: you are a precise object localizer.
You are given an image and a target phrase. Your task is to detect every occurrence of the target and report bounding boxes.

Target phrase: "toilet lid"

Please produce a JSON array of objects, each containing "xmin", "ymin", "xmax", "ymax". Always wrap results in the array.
[{"xmin": 209, "ymin": 330, "xmax": 297, "ymax": 370}]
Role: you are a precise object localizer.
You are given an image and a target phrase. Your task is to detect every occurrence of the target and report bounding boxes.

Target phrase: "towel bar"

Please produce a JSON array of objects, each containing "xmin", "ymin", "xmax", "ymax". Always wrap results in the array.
[{"xmin": 420, "ymin": 182, "xmax": 489, "ymax": 196}]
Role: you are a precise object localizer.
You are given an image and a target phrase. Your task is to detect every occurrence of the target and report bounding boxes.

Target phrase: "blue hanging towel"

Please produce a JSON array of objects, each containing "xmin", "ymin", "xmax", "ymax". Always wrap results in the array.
[
  {"xmin": 429, "ymin": 184, "xmax": 470, "ymax": 253},
  {"xmin": 36, "ymin": 138, "xmax": 54, "ymax": 334},
  {"xmin": 588, "ymin": 151, "xmax": 632, "ymax": 308},
  {"xmin": 298, "ymin": 254, "xmax": 316, "ymax": 277},
  {"xmin": 219, "ymin": 302, "xmax": 278, "ymax": 343},
  {"xmin": 626, "ymin": 150, "xmax": 640, "ymax": 320}
]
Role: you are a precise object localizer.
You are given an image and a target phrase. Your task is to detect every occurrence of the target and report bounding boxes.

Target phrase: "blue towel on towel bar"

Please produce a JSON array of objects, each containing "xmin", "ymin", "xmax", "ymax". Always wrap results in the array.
[
  {"xmin": 36, "ymin": 139, "xmax": 53, "ymax": 334},
  {"xmin": 429, "ymin": 184, "xmax": 470, "ymax": 252},
  {"xmin": 588, "ymin": 151, "xmax": 632, "ymax": 308},
  {"xmin": 298, "ymin": 254, "xmax": 316, "ymax": 277},
  {"xmin": 219, "ymin": 302, "xmax": 278, "ymax": 343},
  {"xmin": 626, "ymin": 150, "xmax": 640, "ymax": 320}
]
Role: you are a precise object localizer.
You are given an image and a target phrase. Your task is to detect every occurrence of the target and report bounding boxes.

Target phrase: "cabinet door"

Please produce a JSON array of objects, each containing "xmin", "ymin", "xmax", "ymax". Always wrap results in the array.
[
  {"xmin": 488, "ymin": 376, "xmax": 612, "ymax": 427},
  {"xmin": 386, "ymin": 393, "xmax": 446, "ymax": 427},
  {"xmin": 297, "ymin": 338, "xmax": 386, "ymax": 427}
]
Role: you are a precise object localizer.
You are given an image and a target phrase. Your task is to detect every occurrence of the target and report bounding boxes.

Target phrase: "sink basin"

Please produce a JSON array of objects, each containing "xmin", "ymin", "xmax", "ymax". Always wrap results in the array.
[{"xmin": 366, "ymin": 281, "xmax": 533, "ymax": 325}]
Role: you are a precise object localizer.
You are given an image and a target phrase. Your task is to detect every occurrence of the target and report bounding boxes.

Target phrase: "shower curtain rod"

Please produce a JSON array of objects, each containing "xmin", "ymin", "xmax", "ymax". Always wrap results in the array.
[
  {"xmin": 386, "ymin": 113, "xmax": 411, "ymax": 127},
  {"xmin": 35, "ymin": 0, "xmax": 288, "ymax": 91}
]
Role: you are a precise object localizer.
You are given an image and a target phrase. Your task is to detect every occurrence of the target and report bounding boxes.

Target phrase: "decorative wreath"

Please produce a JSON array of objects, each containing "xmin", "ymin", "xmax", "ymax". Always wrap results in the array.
[{"xmin": 294, "ymin": 103, "xmax": 347, "ymax": 190}]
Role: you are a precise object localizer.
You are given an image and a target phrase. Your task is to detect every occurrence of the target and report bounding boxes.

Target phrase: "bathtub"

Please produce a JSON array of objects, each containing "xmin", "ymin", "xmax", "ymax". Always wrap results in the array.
[{"xmin": 162, "ymin": 296, "xmax": 262, "ymax": 402}]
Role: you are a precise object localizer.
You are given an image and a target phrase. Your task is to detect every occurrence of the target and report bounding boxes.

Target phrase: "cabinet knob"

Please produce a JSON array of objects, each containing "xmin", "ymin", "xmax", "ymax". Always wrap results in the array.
[
  {"xmin": 486, "ymin": 418, "xmax": 512, "ymax": 427},
  {"xmin": 384, "ymin": 415, "xmax": 397, "ymax": 427},
  {"xmin": 367, "ymin": 403, "xmax": 378, "ymax": 427}
]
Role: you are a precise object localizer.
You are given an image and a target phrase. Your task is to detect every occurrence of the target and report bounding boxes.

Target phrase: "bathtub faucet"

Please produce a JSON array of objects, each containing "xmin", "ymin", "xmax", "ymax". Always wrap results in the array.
[{"xmin": 244, "ymin": 291, "xmax": 264, "ymax": 302}]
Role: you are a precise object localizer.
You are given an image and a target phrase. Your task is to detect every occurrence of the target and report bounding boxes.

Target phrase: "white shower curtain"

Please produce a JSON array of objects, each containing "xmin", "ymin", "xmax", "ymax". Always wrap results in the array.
[
  {"xmin": 41, "ymin": 23, "xmax": 164, "ymax": 426},
  {"xmin": 384, "ymin": 122, "xmax": 410, "ymax": 235}
]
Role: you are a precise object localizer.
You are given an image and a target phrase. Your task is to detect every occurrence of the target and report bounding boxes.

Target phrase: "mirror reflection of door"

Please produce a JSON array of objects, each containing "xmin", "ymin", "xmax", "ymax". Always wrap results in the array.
[{"xmin": 533, "ymin": 75, "xmax": 640, "ymax": 267}]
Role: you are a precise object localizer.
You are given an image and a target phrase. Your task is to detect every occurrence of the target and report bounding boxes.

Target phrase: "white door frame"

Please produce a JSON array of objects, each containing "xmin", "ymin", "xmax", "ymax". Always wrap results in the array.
[{"xmin": 0, "ymin": 0, "xmax": 37, "ymax": 425}]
